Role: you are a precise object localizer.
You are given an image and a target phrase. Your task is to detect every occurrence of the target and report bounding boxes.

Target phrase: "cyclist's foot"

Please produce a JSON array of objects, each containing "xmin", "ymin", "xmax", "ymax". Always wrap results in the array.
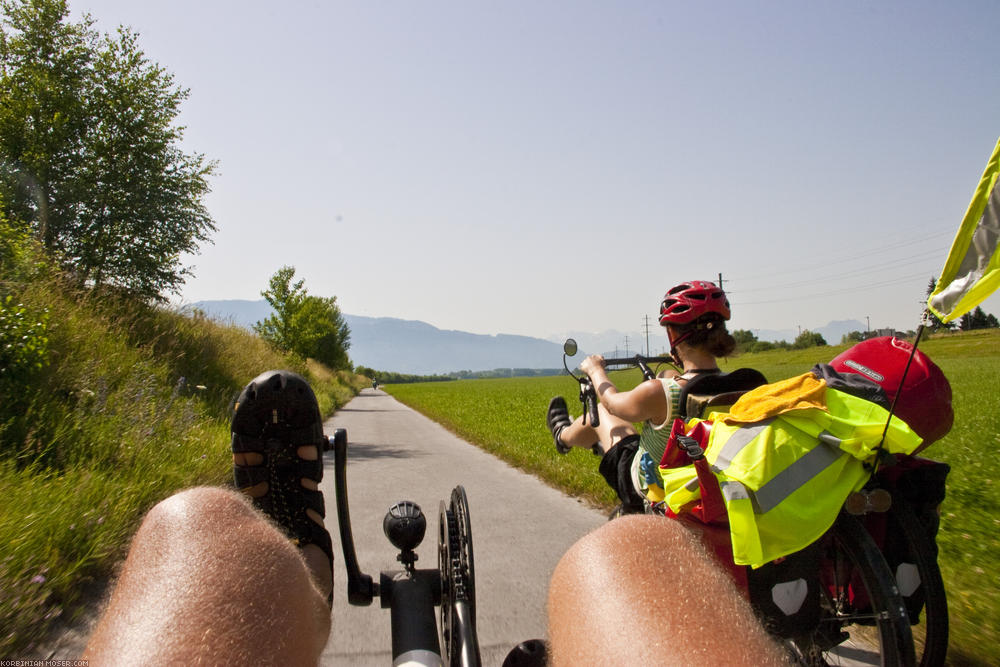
[
  {"xmin": 547, "ymin": 397, "xmax": 573, "ymax": 454},
  {"xmin": 231, "ymin": 370, "xmax": 334, "ymax": 604}
]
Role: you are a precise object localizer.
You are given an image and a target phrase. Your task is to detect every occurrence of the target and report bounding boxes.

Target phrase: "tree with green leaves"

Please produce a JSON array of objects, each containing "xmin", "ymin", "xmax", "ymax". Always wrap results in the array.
[
  {"xmin": 792, "ymin": 330, "xmax": 827, "ymax": 349},
  {"xmin": 959, "ymin": 306, "xmax": 999, "ymax": 331},
  {"xmin": 0, "ymin": 0, "xmax": 216, "ymax": 300},
  {"xmin": 731, "ymin": 329, "xmax": 757, "ymax": 352},
  {"xmin": 841, "ymin": 330, "xmax": 866, "ymax": 345},
  {"xmin": 254, "ymin": 266, "xmax": 351, "ymax": 370}
]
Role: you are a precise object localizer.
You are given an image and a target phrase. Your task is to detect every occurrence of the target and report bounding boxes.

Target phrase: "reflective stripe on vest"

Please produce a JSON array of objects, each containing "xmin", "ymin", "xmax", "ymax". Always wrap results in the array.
[{"xmin": 710, "ymin": 419, "xmax": 774, "ymax": 473}]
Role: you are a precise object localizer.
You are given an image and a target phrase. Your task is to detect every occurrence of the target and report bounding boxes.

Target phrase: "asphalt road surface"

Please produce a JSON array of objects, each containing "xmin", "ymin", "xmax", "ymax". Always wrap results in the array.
[{"xmin": 320, "ymin": 388, "xmax": 606, "ymax": 666}]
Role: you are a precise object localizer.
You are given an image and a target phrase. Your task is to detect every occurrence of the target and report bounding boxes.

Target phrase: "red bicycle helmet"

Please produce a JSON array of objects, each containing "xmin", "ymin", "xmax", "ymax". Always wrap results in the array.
[
  {"xmin": 659, "ymin": 281, "xmax": 731, "ymax": 326},
  {"xmin": 830, "ymin": 337, "xmax": 953, "ymax": 447}
]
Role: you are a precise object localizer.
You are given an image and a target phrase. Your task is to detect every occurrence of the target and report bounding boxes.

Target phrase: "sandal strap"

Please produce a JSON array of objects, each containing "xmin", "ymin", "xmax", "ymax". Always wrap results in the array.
[
  {"xmin": 232, "ymin": 457, "xmax": 324, "ymax": 492},
  {"xmin": 231, "ymin": 425, "xmax": 322, "ymax": 453}
]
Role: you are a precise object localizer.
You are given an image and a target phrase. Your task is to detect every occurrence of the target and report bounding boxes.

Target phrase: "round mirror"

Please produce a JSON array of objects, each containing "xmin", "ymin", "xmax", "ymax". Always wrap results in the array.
[{"xmin": 563, "ymin": 338, "xmax": 578, "ymax": 356}]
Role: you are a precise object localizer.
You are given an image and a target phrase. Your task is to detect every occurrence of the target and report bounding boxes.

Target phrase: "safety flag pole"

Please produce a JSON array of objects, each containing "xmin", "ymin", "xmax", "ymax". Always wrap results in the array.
[
  {"xmin": 871, "ymin": 322, "xmax": 924, "ymax": 473},
  {"xmin": 872, "ymin": 137, "xmax": 1000, "ymax": 472}
]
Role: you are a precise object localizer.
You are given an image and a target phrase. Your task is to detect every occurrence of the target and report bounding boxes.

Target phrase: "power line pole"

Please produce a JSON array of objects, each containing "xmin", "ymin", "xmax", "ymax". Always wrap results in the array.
[
  {"xmin": 718, "ymin": 272, "xmax": 724, "ymax": 290},
  {"xmin": 642, "ymin": 314, "xmax": 652, "ymax": 356},
  {"xmin": 623, "ymin": 335, "xmax": 631, "ymax": 357}
]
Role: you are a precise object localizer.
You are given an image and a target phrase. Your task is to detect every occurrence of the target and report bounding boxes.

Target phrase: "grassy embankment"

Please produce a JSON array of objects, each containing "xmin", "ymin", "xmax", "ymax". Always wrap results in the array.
[
  {"xmin": 385, "ymin": 329, "xmax": 1000, "ymax": 666},
  {"xmin": 0, "ymin": 268, "xmax": 368, "ymax": 656}
]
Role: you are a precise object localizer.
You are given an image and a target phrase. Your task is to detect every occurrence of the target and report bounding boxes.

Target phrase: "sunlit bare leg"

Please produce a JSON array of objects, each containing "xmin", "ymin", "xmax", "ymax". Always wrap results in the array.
[
  {"xmin": 84, "ymin": 487, "xmax": 330, "ymax": 666},
  {"xmin": 547, "ymin": 514, "xmax": 788, "ymax": 666},
  {"xmin": 558, "ymin": 403, "xmax": 637, "ymax": 454}
]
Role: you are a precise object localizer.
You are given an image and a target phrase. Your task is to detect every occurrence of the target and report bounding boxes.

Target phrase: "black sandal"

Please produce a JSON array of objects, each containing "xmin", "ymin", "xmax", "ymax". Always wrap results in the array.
[
  {"xmin": 231, "ymin": 370, "xmax": 334, "ymax": 596},
  {"xmin": 547, "ymin": 397, "xmax": 573, "ymax": 454},
  {"xmin": 548, "ymin": 396, "xmax": 601, "ymax": 456}
]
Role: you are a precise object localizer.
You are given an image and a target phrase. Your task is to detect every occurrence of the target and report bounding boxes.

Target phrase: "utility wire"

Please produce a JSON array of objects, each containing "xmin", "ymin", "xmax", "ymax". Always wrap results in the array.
[
  {"xmin": 728, "ymin": 249, "xmax": 942, "ymax": 294},
  {"xmin": 731, "ymin": 271, "xmax": 930, "ymax": 305},
  {"xmin": 726, "ymin": 230, "xmax": 952, "ymax": 282}
]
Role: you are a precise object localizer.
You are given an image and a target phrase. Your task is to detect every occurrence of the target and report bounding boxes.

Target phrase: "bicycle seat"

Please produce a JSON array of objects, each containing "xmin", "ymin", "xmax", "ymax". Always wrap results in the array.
[{"xmin": 679, "ymin": 368, "xmax": 768, "ymax": 419}]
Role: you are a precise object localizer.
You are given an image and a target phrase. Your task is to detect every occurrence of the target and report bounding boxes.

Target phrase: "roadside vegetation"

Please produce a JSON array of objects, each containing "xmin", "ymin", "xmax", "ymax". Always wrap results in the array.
[
  {"xmin": 385, "ymin": 329, "xmax": 1000, "ymax": 666},
  {"xmin": 0, "ymin": 242, "xmax": 366, "ymax": 655}
]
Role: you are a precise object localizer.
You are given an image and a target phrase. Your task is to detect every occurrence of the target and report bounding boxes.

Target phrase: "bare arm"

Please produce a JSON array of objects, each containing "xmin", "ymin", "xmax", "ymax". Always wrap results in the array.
[{"xmin": 579, "ymin": 355, "xmax": 669, "ymax": 424}]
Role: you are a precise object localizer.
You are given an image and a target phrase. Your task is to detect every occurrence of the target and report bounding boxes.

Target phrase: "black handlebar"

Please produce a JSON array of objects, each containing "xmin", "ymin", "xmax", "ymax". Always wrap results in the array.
[{"xmin": 601, "ymin": 355, "xmax": 673, "ymax": 377}]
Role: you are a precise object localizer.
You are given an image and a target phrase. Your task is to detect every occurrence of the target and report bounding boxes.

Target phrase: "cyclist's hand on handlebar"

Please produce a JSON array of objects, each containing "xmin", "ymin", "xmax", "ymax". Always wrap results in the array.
[{"xmin": 579, "ymin": 354, "xmax": 606, "ymax": 377}]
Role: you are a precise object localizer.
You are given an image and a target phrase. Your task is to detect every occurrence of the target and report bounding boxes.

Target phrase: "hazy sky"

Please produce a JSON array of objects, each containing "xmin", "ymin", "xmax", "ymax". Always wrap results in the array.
[{"xmin": 72, "ymin": 1, "xmax": 1000, "ymax": 339}]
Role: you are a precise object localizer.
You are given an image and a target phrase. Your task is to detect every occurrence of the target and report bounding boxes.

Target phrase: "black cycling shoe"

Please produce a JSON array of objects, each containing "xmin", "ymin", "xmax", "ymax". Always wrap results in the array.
[{"xmin": 547, "ymin": 397, "xmax": 572, "ymax": 454}]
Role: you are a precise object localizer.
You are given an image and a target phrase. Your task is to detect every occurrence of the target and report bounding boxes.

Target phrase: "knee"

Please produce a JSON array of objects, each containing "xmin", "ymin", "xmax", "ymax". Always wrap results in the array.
[{"xmin": 139, "ymin": 487, "xmax": 256, "ymax": 537}]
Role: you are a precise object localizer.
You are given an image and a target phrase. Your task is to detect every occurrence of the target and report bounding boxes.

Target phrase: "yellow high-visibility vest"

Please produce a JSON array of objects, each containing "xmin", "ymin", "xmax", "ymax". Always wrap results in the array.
[{"xmin": 657, "ymin": 377, "xmax": 923, "ymax": 568}]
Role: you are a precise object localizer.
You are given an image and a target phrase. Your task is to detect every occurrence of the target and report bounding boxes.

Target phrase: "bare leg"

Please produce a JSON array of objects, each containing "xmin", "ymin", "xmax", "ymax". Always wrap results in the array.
[
  {"xmin": 558, "ymin": 403, "xmax": 636, "ymax": 454},
  {"xmin": 547, "ymin": 515, "xmax": 788, "ymax": 666},
  {"xmin": 84, "ymin": 487, "xmax": 331, "ymax": 666}
]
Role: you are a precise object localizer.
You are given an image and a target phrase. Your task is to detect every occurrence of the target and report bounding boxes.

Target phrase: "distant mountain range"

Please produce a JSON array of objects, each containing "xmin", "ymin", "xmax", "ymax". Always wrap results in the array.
[
  {"xmin": 187, "ymin": 300, "xmax": 873, "ymax": 375},
  {"xmin": 188, "ymin": 300, "xmax": 567, "ymax": 375}
]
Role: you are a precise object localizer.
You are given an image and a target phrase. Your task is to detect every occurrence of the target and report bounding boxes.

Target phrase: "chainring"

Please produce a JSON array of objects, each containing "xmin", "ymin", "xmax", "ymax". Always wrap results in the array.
[{"xmin": 439, "ymin": 485, "xmax": 476, "ymax": 664}]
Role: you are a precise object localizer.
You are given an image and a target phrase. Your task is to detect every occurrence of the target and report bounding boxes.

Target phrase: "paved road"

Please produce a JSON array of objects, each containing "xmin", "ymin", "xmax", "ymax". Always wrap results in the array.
[{"xmin": 320, "ymin": 389, "xmax": 606, "ymax": 665}]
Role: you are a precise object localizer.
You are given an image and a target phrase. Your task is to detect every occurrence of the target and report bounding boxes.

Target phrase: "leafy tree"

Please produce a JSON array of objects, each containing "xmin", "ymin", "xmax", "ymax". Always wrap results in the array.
[
  {"xmin": 254, "ymin": 266, "xmax": 351, "ymax": 369},
  {"xmin": 959, "ymin": 306, "xmax": 998, "ymax": 331},
  {"xmin": 732, "ymin": 329, "xmax": 757, "ymax": 352},
  {"xmin": 792, "ymin": 330, "xmax": 827, "ymax": 349},
  {"xmin": 0, "ymin": 0, "xmax": 93, "ymax": 248},
  {"xmin": 73, "ymin": 27, "xmax": 215, "ymax": 296},
  {"xmin": 841, "ymin": 330, "xmax": 866, "ymax": 345},
  {"xmin": 0, "ymin": 0, "xmax": 216, "ymax": 300}
]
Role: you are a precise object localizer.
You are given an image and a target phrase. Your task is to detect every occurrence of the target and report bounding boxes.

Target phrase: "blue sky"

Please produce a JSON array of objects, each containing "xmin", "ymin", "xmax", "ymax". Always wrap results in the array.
[{"xmin": 73, "ymin": 1, "xmax": 1000, "ymax": 340}]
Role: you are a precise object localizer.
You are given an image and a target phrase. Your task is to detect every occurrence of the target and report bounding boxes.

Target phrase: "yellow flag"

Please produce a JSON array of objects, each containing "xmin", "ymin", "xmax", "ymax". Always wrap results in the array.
[{"xmin": 928, "ymin": 138, "xmax": 1000, "ymax": 323}]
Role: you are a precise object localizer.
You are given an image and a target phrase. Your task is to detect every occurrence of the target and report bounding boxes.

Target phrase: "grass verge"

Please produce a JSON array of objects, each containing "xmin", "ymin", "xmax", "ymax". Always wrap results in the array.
[{"xmin": 0, "ymin": 274, "xmax": 367, "ymax": 656}]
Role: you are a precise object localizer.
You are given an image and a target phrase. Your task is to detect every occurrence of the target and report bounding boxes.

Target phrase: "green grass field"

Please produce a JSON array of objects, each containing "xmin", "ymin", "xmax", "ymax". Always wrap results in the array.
[{"xmin": 386, "ymin": 329, "xmax": 1000, "ymax": 666}]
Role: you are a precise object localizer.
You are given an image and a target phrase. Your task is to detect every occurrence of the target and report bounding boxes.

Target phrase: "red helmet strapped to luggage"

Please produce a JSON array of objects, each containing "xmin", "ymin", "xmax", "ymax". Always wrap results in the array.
[
  {"xmin": 659, "ymin": 281, "xmax": 731, "ymax": 326},
  {"xmin": 830, "ymin": 337, "xmax": 953, "ymax": 446}
]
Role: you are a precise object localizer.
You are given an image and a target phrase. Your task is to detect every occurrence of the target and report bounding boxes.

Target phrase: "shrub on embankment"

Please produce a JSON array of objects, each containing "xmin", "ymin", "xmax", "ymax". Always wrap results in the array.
[
  {"xmin": 0, "ymin": 251, "xmax": 366, "ymax": 655},
  {"xmin": 385, "ymin": 329, "xmax": 1000, "ymax": 666}
]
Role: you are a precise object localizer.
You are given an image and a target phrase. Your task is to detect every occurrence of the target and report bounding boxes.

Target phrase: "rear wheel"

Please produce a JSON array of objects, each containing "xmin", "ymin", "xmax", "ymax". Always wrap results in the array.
[
  {"xmin": 885, "ymin": 500, "xmax": 948, "ymax": 667},
  {"xmin": 788, "ymin": 512, "xmax": 915, "ymax": 666}
]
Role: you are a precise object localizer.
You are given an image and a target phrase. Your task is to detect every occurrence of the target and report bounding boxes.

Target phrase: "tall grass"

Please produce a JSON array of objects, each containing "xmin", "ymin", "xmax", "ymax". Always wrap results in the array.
[
  {"xmin": 0, "ymin": 270, "xmax": 366, "ymax": 655},
  {"xmin": 386, "ymin": 330, "xmax": 1000, "ymax": 665}
]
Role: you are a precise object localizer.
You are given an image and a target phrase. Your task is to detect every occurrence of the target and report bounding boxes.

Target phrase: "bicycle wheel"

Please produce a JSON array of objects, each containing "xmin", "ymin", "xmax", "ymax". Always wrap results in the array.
[
  {"xmin": 885, "ymin": 499, "xmax": 948, "ymax": 667},
  {"xmin": 439, "ymin": 486, "xmax": 481, "ymax": 667},
  {"xmin": 788, "ymin": 512, "xmax": 915, "ymax": 666}
]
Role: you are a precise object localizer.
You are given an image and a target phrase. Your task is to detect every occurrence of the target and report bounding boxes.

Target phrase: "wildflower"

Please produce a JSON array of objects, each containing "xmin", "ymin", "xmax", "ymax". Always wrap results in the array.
[{"xmin": 31, "ymin": 574, "xmax": 45, "ymax": 584}]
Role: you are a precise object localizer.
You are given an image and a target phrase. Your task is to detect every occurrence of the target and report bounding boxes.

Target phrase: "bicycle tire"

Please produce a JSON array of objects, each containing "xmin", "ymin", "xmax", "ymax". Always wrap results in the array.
[
  {"xmin": 788, "ymin": 512, "xmax": 915, "ymax": 667},
  {"xmin": 885, "ymin": 500, "xmax": 948, "ymax": 667},
  {"xmin": 439, "ymin": 486, "xmax": 481, "ymax": 667}
]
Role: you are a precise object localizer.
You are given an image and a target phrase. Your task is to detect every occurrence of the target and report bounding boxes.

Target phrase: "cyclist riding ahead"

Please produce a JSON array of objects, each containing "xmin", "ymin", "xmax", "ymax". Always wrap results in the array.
[{"xmin": 546, "ymin": 280, "xmax": 738, "ymax": 514}]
